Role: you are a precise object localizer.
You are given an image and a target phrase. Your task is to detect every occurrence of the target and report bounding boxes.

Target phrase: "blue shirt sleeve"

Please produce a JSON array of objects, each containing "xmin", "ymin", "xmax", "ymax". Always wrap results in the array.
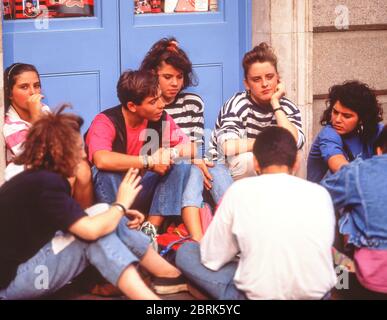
[{"xmin": 318, "ymin": 126, "xmax": 345, "ymax": 162}]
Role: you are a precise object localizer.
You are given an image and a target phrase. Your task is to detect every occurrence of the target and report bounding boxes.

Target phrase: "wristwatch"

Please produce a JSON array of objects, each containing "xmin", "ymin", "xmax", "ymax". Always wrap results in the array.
[{"xmin": 273, "ymin": 107, "xmax": 284, "ymax": 113}]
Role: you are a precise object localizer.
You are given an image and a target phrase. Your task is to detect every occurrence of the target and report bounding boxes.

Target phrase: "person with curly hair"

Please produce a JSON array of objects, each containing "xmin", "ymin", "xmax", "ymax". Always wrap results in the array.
[
  {"xmin": 3, "ymin": 63, "xmax": 93, "ymax": 209},
  {"xmin": 0, "ymin": 106, "xmax": 187, "ymax": 299},
  {"xmin": 140, "ymin": 37, "xmax": 233, "ymax": 241},
  {"xmin": 307, "ymin": 80, "xmax": 384, "ymax": 183}
]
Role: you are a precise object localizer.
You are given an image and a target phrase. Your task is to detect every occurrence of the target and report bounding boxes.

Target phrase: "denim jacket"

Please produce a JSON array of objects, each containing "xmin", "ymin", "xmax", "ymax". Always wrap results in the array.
[{"xmin": 321, "ymin": 154, "xmax": 387, "ymax": 249}]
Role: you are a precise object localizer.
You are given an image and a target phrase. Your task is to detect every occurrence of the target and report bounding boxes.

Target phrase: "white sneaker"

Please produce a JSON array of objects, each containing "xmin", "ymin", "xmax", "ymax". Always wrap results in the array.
[{"xmin": 140, "ymin": 221, "xmax": 158, "ymax": 252}]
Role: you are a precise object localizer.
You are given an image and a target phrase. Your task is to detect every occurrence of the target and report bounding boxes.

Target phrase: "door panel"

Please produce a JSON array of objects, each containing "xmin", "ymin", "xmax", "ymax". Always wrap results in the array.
[{"xmin": 3, "ymin": 0, "xmax": 120, "ymax": 132}]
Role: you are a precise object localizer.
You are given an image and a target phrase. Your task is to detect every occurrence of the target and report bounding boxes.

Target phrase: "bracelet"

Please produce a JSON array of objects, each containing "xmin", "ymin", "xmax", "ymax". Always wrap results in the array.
[
  {"xmin": 142, "ymin": 155, "xmax": 149, "ymax": 169},
  {"xmin": 273, "ymin": 107, "xmax": 284, "ymax": 113},
  {"xmin": 111, "ymin": 202, "xmax": 127, "ymax": 214}
]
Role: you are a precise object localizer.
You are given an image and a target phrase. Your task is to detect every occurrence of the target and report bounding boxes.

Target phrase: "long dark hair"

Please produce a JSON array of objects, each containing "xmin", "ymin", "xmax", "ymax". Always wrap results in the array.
[
  {"xmin": 140, "ymin": 37, "xmax": 197, "ymax": 90},
  {"xmin": 320, "ymin": 80, "xmax": 383, "ymax": 142},
  {"xmin": 4, "ymin": 63, "xmax": 41, "ymax": 113}
]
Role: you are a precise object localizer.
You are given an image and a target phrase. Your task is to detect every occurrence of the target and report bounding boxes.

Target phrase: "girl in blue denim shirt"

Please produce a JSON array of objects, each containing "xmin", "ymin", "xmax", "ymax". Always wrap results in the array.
[
  {"xmin": 307, "ymin": 80, "xmax": 383, "ymax": 183},
  {"xmin": 322, "ymin": 126, "xmax": 387, "ymax": 298}
]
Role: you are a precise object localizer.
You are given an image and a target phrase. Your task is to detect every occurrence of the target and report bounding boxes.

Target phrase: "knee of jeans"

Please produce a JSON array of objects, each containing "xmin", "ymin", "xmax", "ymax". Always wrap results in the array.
[
  {"xmin": 187, "ymin": 166, "xmax": 204, "ymax": 186},
  {"xmin": 93, "ymin": 170, "xmax": 123, "ymax": 202},
  {"xmin": 228, "ymin": 153, "xmax": 256, "ymax": 180},
  {"xmin": 117, "ymin": 218, "xmax": 147, "ymax": 242},
  {"xmin": 176, "ymin": 242, "xmax": 200, "ymax": 269},
  {"xmin": 173, "ymin": 163, "xmax": 191, "ymax": 177}
]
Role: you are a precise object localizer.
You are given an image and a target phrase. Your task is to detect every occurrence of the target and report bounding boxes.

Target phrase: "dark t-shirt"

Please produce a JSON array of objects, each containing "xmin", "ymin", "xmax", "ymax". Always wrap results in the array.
[{"xmin": 0, "ymin": 169, "xmax": 86, "ymax": 289}]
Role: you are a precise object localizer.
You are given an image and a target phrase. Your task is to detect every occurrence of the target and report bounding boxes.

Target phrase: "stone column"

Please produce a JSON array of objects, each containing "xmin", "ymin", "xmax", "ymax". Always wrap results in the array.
[{"xmin": 252, "ymin": 0, "xmax": 313, "ymax": 177}]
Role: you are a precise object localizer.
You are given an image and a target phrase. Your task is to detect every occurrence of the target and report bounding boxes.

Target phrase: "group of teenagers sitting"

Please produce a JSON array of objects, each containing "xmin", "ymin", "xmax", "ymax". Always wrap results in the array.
[{"xmin": 1, "ymin": 38, "xmax": 387, "ymax": 300}]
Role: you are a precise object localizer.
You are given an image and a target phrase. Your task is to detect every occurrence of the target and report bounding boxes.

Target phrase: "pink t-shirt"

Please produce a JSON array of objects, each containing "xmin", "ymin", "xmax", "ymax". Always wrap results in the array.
[
  {"xmin": 354, "ymin": 248, "xmax": 387, "ymax": 293},
  {"xmin": 86, "ymin": 112, "xmax": 188, "ymax": 162}
]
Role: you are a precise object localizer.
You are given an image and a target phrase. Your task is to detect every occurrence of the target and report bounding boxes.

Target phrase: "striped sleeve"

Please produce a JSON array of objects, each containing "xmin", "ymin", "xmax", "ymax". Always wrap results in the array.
[
  {"xmin": 165, "ymin": 93, "xmax": 204, "ymax": 144},
  {"xmin": 3, "ymin": 120, "xmax": 30, "ymax": 158},
  {"xmin": 280, "ymin": 98, "xmax": 305, "ymax": 149},
  {"xmin": 216, "ymin": 94, "xmax": 249, "ymax": 146}
]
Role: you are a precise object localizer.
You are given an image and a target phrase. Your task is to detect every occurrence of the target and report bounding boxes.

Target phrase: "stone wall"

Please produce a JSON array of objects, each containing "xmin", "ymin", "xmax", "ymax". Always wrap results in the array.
[
  {"xmin": 312, "ymin": 0, "xmax": 387, "ymax": 137},
  {"xmin": 252, "ymin": 0, "xmax": 313, "ymax": 176},
  {"xmin": 252, "ymin": 0, "xmax": 387, "ymax": 172}
]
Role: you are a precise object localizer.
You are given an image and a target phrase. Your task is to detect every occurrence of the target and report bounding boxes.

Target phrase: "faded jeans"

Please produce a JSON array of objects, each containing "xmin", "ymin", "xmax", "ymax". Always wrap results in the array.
[
  {"xmin": 176, "ymin": 242, "xmax": 247, "ymax": 300},
  {"xmin": 93, "ymin": 163, "xmax": 191, "ymax": 216},
  {"xmin": 182, "ymin": 163, "xmax": 233, "ymax": 208},
  {"xmin": 0, "ymin": 205, "xmax": 150, "ymax": 300}
]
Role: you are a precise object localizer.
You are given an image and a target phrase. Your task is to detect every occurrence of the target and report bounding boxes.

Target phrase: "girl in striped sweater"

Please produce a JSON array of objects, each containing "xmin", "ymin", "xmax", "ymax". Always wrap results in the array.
[{"xmin": 141, "ymin": 38, "xmax": 233, "ymax": 241}]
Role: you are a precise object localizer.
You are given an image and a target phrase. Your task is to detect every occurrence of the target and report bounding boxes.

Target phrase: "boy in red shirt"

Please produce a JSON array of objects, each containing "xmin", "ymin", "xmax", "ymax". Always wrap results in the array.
[{"xmin": 86, "ymin": 70, "xmax": 194, "ymax": 237}]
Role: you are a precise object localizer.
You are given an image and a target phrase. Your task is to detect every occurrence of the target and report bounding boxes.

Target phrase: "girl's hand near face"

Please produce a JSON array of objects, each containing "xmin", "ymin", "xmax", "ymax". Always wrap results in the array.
[
  {"xmin": 27, "ymin": 94, "xmax": 45, "ymax": 123},
  {"xmin": 270, "ymin": 81, "xmax": 286, "ymax": 105}
]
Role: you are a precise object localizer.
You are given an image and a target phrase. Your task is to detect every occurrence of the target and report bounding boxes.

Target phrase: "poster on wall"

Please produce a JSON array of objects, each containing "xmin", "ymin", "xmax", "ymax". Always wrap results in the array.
[
  {"xmin": 2, "ymin": 0, "xmax": 94, "ymax": 19},
  {"xmin": 2, "ymin": 0, "xmax": 14, "ymax": 19},
  {"xmin": 22, "ymin": 0, "xmax": 39, "ymax": 17}
]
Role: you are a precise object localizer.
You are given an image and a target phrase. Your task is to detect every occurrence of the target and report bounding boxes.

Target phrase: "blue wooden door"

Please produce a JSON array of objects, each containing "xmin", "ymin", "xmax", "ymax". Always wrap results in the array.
[
  {"xmin": 120, "ymin": 0, "xmax": 251, "ymax": 134},
  {"xmin": 3, "ymin": 0, "xmax": 251, "ymax": 136},
  {"xmin": 3, "ymin": 0, "xmax": 121, "ymax": 133}
]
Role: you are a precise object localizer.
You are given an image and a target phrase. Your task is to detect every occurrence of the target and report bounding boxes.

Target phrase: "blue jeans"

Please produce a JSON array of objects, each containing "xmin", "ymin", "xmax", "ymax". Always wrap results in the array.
[
  {"xmin": 93, "ymin": 163, "xmax": 191, "ymax": 216},
  {"xmin": 182, "ymin": 163, "xmax": 233, "ymax": 208},
  {"xmin": 0, "ymin": 215, "xmax": 150, "ymax": 300},
  {"xmin": 176, "ymin": 242, "xmax": 247, "ymax": 300}
]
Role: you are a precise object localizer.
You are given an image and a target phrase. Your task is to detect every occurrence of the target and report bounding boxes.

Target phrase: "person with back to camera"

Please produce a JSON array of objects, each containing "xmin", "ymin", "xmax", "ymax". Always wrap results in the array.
[
  {"xmin": 0, "ymin": 106, "xmax": 188, "ymax": 300},
  {"xmin": 176, "ymin": 126, "xmax": 337, "ymax": 300},
  {"xmin": 321, "ymin": 125, "xmax": 387, "ymax": 299}
]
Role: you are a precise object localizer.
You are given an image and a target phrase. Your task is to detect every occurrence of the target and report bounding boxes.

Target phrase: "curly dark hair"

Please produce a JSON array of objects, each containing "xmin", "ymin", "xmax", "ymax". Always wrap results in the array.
[
  {"xmin": 14, "ymin": 104, "xmax": 84, "ymax": 178},
  {"xmin": 140, "ymin": 37, "xmax": 197, "ymax": 90},
  {"xmin": 3, "ymin": 63, "xmax": 41, "ymax": 113},
  {"xmin": 242, "ymin": 42, "xmax": 278, "ymax": 78},
  {"xmin": 320, "ymin": 80, "xmax": 383, "ymax": 142}
]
